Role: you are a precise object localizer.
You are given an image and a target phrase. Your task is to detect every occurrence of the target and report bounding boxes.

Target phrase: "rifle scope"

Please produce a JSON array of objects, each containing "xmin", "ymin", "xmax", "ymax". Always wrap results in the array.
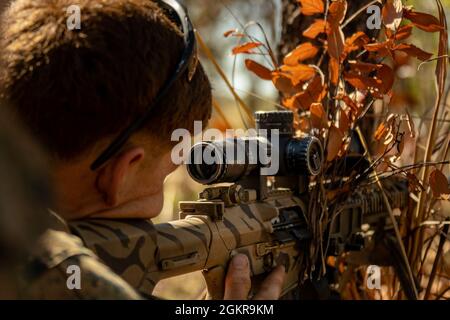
[{"xmin": 187, "ymin": 111, "xmax": 324, "ymax": 184}]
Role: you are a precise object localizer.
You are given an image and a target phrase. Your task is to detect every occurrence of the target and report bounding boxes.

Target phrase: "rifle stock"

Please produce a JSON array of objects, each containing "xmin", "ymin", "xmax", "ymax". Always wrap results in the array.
[{"xmin": 70, "ymin": 188, "xmax": 309, "ymax": 299}]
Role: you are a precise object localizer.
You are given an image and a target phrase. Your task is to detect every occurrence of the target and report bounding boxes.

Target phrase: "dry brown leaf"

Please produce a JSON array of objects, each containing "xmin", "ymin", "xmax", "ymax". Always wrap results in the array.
[
  {"xmin": 327, "ymin": 25, "xmax": 345, "ymax": 61},
  {"xmin": 344, "ymin": 72, "xmax": 382, "ymax": 91},
  {"xmin": 348, "ymin": 61, "xmax": 382, "ymax": 73},
  {"xmin": 404, "ymin": 10, "xmax": 444, "ymax": 32},
  {"xmin": 310, "ymin": 102, "xmax": 328, "ymax": 130},
  {"xmin": 382, "ymin": 0, "xmax": 403, "ymax": 31},
  {"xmin": 339, "ymin": 109, "xmax": 350, "ymax": 133},
  {"xmin": 306, "ymin": 75, "xmax": 327, "ymax": 101},
  {"xmin": 223, "ymin": 29, "xmax": 236, "ymax": 37},
  {"xmin": 329, "ymin": 57, "xmax": 339, "ymax": 85},
  {"xmin": 328, "ymin": 0, "xmax": 348, "ymax": 26},
  {"xmin": 232, "ymin": 42, "xmax": 263, "ymax": 55},
  {"xmin": 298, "ymin": 0, "xmax": 324, "ymax": 16},
  {"xmin": 282, "ymin": 95, "xmax": 300, "ymax": 110},
  {"xmin": 429, "ymin": 169, "xmax": 450, "ymax": 198},
  {"xmin": 364, "ymin": 41, "xmax": 393, "ymax": 59},
  {"xmin": 283, "ymin": 42, "xmax": 319, "ymax": 66},
  {"xmin": 342, "ymin": 95, "xmax": 359, "ymax": 116},
  {"xmin": 377, "ymin": 64, "xmax": 395, "ymax": 94},
  {"xmin": 394, "ymin": 24, "xmax": 413, "ymax": 40},
  {"xmin": 284, "ymin": 76, "xmax": 326, "ymax": 110},
  {"xmin": 272, "ymin": 72, "xmax": 298, "ymax": 95},
  {"xmin": 327, "ymin": 125, "xmax": 344, "ymax": 162},
  {"xmin": 244, "ymin": 59, "xmax": 272, "ymax": 80},
  {"xmin": 393, "ymin": 43, "xmax": 433, "ymax": 61},
  {"xmin": 345, "ymin": 31, "xmax": 370, "ymax": 54},
  {"xmin": 303, "ymin": 19, "xmax": 329, "ymax": 39},
  {"xmin": 280, "ymin": 64, "xmax": 316, "ymax": 86},
  {"xmin": 284, "ymin": 92, "xmax": 311, "ymax": 110}
]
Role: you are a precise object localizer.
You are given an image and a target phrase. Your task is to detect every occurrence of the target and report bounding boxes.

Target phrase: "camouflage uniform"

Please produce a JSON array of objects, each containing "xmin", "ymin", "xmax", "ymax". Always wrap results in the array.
[{"xmin": 20, "ymin": 212, "xmax": 143, "ymax": 300}]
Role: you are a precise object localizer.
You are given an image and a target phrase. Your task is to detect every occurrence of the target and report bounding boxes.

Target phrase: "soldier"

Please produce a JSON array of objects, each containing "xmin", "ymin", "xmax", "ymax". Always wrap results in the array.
[
  {"xmin": 0, "ymin": 0, "xmax": 285, "ymax": 299},
  {"xmin": 0, "ymin": 106, "xmax": 147, "ymax": 299}
]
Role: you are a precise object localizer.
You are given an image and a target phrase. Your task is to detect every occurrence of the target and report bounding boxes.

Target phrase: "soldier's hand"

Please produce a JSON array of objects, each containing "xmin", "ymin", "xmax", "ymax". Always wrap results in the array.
[{"xmin": 223, "ymin": 253, "xmax": 285, "ymax": 300}]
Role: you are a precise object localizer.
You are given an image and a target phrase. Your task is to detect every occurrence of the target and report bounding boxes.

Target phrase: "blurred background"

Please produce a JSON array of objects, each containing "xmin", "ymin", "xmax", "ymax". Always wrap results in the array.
[{"xmin": 154, "ymin": 0, "xmax": 450, "ymax": 299}]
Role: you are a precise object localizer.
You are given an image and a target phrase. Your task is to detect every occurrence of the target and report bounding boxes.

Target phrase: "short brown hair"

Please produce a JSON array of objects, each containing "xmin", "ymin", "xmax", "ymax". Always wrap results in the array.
[{"xmin": 0, "ymin": 0, "xmax": 212, "ymax": 160}]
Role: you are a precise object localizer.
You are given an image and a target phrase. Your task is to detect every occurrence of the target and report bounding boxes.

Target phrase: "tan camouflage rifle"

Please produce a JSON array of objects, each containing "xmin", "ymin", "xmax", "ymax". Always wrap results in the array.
[{"xmin": 70, "ymin": 111, "xmax": 413, "ymax": 299}]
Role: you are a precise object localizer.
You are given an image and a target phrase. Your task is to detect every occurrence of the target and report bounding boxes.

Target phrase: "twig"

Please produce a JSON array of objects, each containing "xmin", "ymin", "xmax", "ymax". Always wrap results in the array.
[
  {"xmin": 424, "ymin": 221, "xmax": 450, "ymax": 299},
  {"xmin": 196, "ymin": 32, "xmax": 254, "ymax": 123},
  {"xmin": 411, "ymin": 0, "xmax": 449, "ymax": 272},
  {"xmin": 342, "ymin": 0, "xmax": 380, "ymax": 29},
  {"xmin": 418, "ymin": 55, "xmax": 450, "ymax": 71},
  {"xmin": 435, "ymin": 286, "xmax": 450, "ymax": 300},
  {"xmin": 212, "ymin": 98, "xmax": 232, "ymax": 129}
]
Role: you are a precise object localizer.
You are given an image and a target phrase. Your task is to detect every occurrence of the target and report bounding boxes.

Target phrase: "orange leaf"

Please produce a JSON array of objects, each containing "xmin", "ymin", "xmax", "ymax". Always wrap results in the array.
[
  {"xmin": 328, "ymin": 0, "xmax": 348, "ymax": 26},
  {"xmin": 377, "ymin": 64, "xmax": 394, "ymax": 94},
  {"xmin": 364, "ymin": 41, "xmax": 392, "ymax": 59},
  {"xmin": 327, "ymin": 25, "xmax": 345, "ymax": 61},
  {"xmin": 382, "ymin": 0, "xmax": 403, "ymax": 31},
  {"xmin": 298, "ymin": 0, "xmax": 324, "ymax": 16},
  {"xmin": 404, "ymin": 10, "xmax": 444, "ymax": 33},
  {"xmin": 232, "ymin": 42, "xmax": 263, "ymax": 55},
  {"xmin": 310, "ymin": 102, "xmax": 328, "ymax": 130},
  {"xmin": 348, "ymin": 61, "xmax": 382, "ymax": 73},
  {"xmin": 339, "ymin": 109, "xmax": 350, "ymax": 133},
  {"xmin": 244, "ymin": 59, "xmax": 272, "ymax": 80},
  {"xmin": 429, "ymin": 169, "xmax": 450, "ymax": 198},
  {"xmin": 284, "ymin": 42, "xmax": 319, "ymax": 66},
  {"xmin": 224, "ymin": 29, "xmax": 236, "ymax": 37},
  {"xmin": 303, "ymin": 75, "xmax": 327, "ymax": 106},
  {"xmin": 303, "ymin": 19, "xmax": 329, "ymax": 39},
  {"xmin": 284, "ymin": 92, "xmax": 310, "ymax": 111},
  {"xmin": 393, "ymin": 43, "xmax": 433, "ymax": 61},
  {"xmin": 329, "ymin": 57, "xmax": 339, "ymax": 85},
  {"xmin": 284, "ymin": 76, "xmax": 325, "ymax": 110},
  {"xmin": 342, "ymin": 95, "xmax": 359, "ymax": 115},
  {"xmin": 344, "ymin": 72, "xmax": 381, "ymax": 91},
  {"xmin": 364, "ymin": 41, "xmax": 389, "ymax": 52},
  {"xmin": 345, "ymin": 31, "xmax": 370, "ymax": 54},
  {"xmin": 280, "ymin": 64, "xmax": 316, "ymax": 86},
  {"xmin": 273, "ymin": 72, "xmax": 298, "ymax": 95},
  {"xmin": 283, "ymin": 95, "xmax": 300, "ymax": 110},
  {"xmin": 394, "ymin": 24, "xmax": 413, "ymax": 40},
  {"xmin": 327, "ymin": 125, "xmax": 344, "ymax": 162}
]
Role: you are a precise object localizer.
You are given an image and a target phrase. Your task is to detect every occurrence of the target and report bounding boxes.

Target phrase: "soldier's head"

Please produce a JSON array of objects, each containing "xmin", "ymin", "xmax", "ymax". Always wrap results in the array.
[
  {"xmin": 0, "ymin": 106, "xmax": 51, "ymax": 298},
  {"xmin": 0, "ymin": 0, "xmax": 212, "ymax": 219}
]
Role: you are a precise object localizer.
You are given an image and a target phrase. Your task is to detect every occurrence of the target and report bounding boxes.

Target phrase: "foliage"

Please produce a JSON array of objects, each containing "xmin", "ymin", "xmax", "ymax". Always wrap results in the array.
[{"xmin": 226, "ymin": 0, "xmax": 450, "ymax": 300}]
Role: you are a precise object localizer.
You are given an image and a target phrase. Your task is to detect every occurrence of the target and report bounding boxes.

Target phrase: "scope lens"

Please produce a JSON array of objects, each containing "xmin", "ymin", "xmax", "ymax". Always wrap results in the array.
[{"xmin": 187, "ymin": 142, "xmax": 224, "ymax": 184}]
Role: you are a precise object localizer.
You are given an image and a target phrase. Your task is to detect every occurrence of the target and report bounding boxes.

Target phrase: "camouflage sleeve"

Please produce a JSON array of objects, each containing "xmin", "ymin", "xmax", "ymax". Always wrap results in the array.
[
  {"xmin": 21, "ymin": 229, "xmax": 143, "ymax": 300},
  {"xmin": 23, "ymin": 255, "xmax": 143, "ymax": 300}
]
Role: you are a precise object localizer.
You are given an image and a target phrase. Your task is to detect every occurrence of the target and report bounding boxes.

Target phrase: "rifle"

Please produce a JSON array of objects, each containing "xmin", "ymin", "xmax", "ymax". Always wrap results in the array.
[{"xmin": 70, "ymin": 111, "xmax": 413, "ymax": 299}]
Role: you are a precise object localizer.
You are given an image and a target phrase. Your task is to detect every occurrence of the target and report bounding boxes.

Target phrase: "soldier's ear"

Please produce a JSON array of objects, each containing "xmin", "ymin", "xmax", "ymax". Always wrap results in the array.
[{"xmin": 96, "ymin": 147, "xmax": 145, "ymax": 206}]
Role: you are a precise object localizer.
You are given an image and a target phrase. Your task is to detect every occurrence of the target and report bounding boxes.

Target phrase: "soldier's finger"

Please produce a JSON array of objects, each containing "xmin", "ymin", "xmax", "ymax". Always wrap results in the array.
[
  {"xmin": 223, "ymin": 254, "xmax": 251, "ymax": 300},
  {"xmin": 253, "ymin": 265, "xmax": 285, "ymax": 300}
]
